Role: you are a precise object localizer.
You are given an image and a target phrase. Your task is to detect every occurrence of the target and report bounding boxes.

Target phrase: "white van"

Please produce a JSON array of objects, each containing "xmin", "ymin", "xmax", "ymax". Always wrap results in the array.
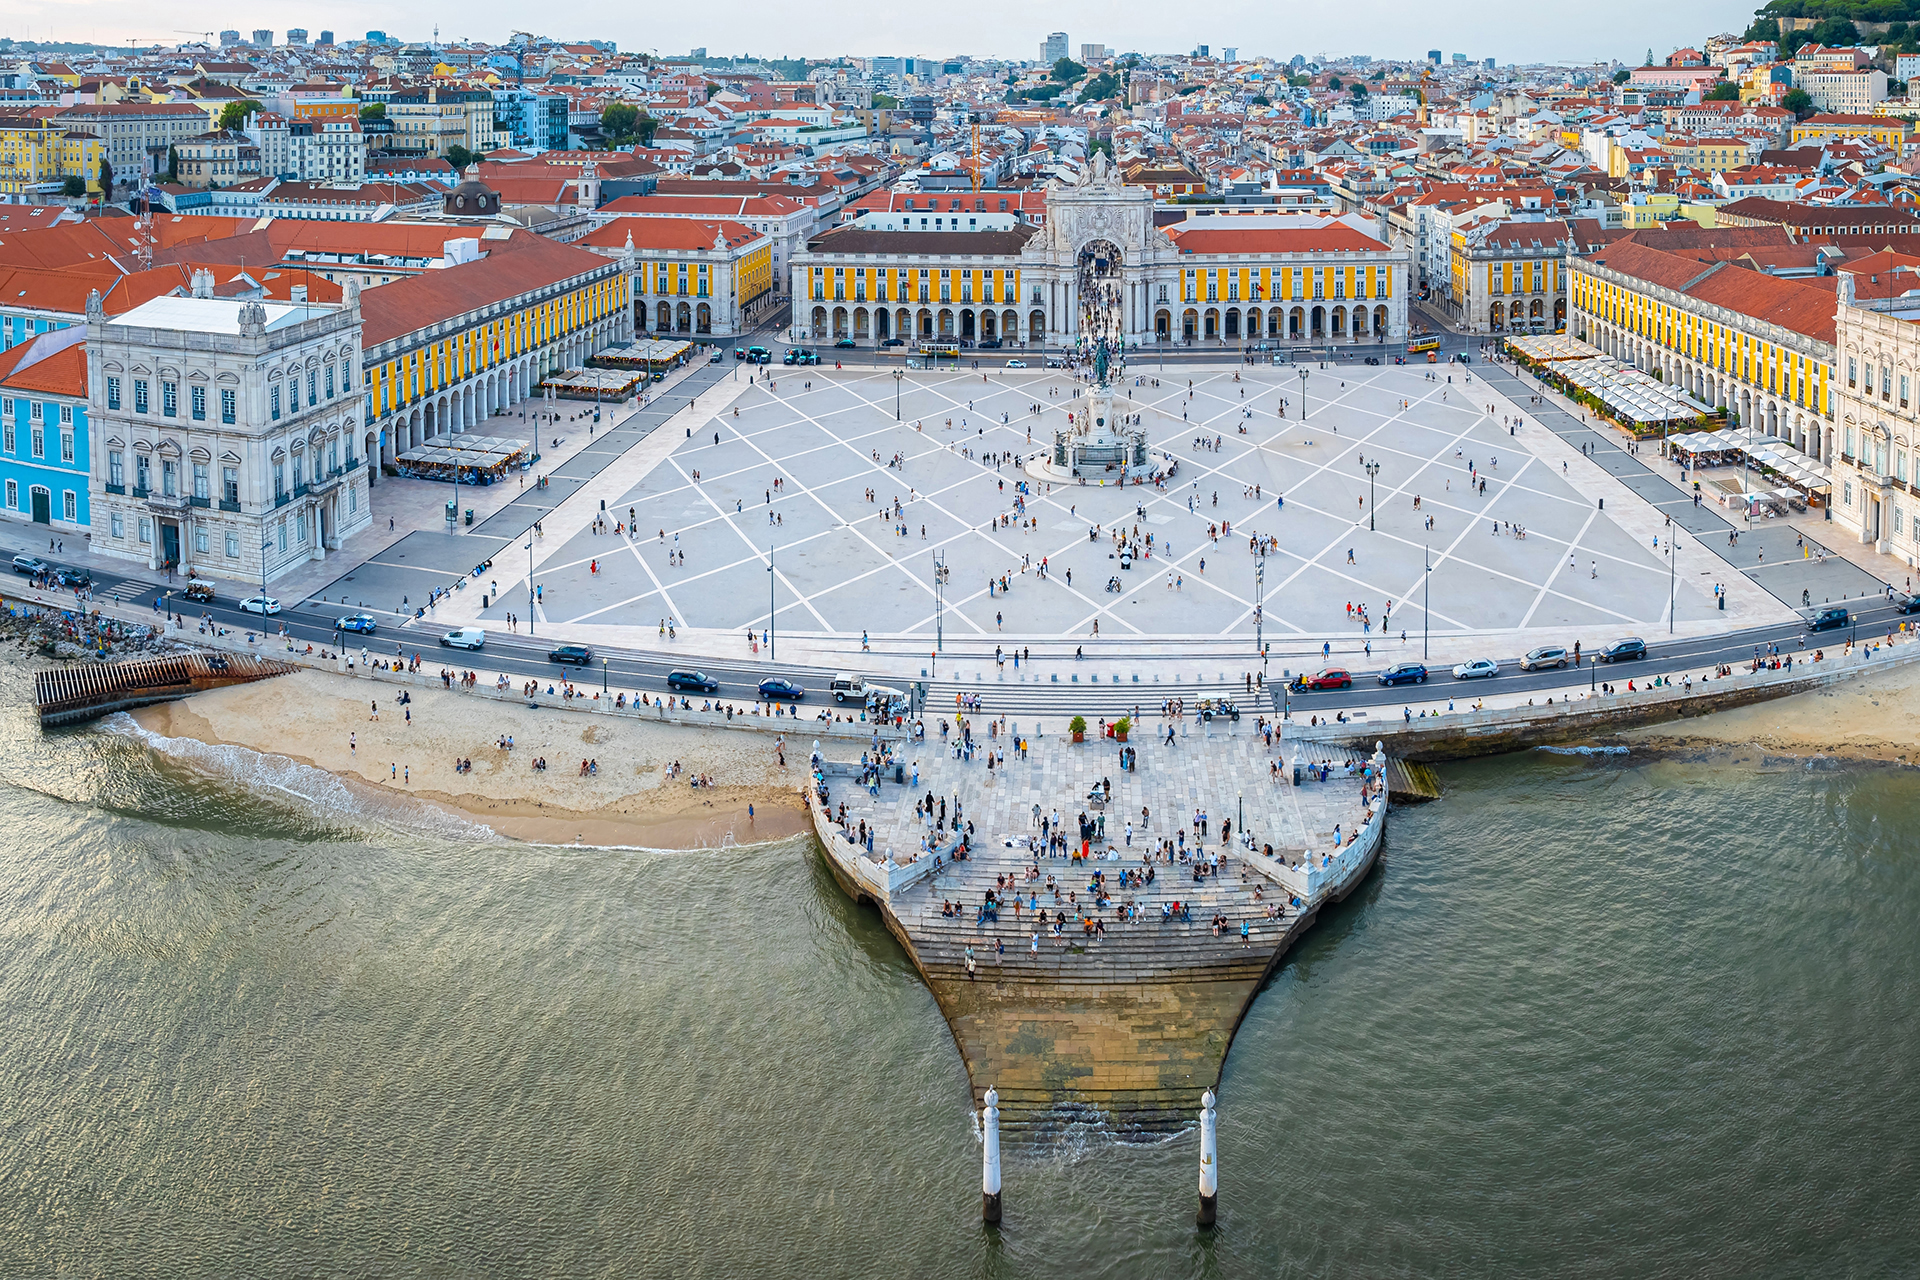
[{"xmin": 439, "ymin": 627, "xmax": 486, "ymax": 650}]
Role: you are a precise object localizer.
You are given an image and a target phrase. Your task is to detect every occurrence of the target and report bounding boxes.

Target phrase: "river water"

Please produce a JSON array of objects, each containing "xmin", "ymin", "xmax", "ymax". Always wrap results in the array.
[{"xmin": 0, "ymin": 657, "xmax": 1914, "ymax": 1277}]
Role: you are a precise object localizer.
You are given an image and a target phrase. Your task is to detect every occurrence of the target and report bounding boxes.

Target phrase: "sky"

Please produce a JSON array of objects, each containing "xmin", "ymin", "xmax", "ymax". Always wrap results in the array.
[{"xmin": 12, "ymin": 0, "xmax": 1761, "ymax": 68}]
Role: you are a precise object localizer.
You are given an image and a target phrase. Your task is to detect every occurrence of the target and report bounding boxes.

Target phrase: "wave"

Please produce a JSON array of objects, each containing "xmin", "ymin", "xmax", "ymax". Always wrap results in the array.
[
  {"xmin": 1533, "ymin": 744, "xmax": 1631, "ymax": 757},
  {"xmin": 99, "ymin": 712, "xmax": 505, "ymax": 845}
]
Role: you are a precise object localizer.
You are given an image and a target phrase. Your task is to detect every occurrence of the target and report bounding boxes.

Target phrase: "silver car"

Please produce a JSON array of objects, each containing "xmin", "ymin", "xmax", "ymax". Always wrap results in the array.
[
  {"xmin": 1519, "ymin": 645, "xmax": 1569, "ymax": 671},
  {"xmin": 1451, "ymin": 658, "xmax": 1499, "ymax": 680}
]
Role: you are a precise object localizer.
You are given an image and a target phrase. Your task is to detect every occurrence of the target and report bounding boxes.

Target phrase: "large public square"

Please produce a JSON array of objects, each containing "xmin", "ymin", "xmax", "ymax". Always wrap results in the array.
[{"xmin": 446, "ymin": 359, "xmax": 1803, "ymax": 669}]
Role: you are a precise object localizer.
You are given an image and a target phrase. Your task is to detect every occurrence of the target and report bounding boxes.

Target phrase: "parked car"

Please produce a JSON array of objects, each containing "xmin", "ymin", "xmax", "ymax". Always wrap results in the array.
[
  {"xmin": 978, "ymin": 338, "xmax": 1002, "ymax": 349},
  {"xmin": 47, "ymin": 566, "xmax": 89, "ymax": 589},
  {"xmin": 834, "ymin": 337, "xmax": 857, "ymax": 349},
  {"xmin": 1298, "ymin": 668, "xmax": 1352, "ymax": 691},
  {"xmin": 238, "ymin": 595, "xmax": 281, "ymax": 616},
  {"xmin": 10, "ymin": 554, "xmax": 48, "ymax": 576},
  {"xmin": 666, "ymin": 669, "xmax": 718, "ymax": 693},
  {"xmin": 336, "ymin": 613, "xmax": 378, "ymax": 634},
  {"xmin": 1451, "ymin": 658, "xmax": 1500, "ymax": 680},
  {"xmin": 1599, "ymin": 637, "xmax": 1648, "ymax": 663},
  {"xmin": 745, "ymin": 346, "xmax": 771, "ymax": 364},
  {"xmin": 1520, "ymin": 645, "xmax": 1569, "ymax": 672},
  {"xmin": 758, "ymin": 676, "xmax": 806, "ymax": 701},
  {"xmin": 1005, "ymin": 359, "xmax": 1027, "ymax": 368},
  {"xmin": 734, "ymin": 347, "xmax": 749, "ymax": 360},
  {"xmin": 1805, "ymin": 606, "xmax": 1849, "ymax": 633},
  {"xmin": 439, "ymin": 627, "xmax": 485, "ymax": 650},
  {"xmin": 548, "ymin": 643, "xmax": 594, "ymax": 666},
  {"xmin": 880, "ymin": 337, "xmax": 905, "ymax": 348},
  {"xmin": 784, "ymin": 348, "xmax": 819, "ymax": 366},
  {"xmin": 1378, "ymin": 661, "xmax": 1428, "ymax": 686}
]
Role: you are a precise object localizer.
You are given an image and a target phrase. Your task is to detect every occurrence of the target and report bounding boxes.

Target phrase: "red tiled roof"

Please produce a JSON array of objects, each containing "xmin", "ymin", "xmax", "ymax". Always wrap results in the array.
[
  {"xmin": 359, "ymin": 232, "xmax": 614, "ymax": 348},
  {"xmin": 0, "ymin": 341, "xmax": 86, "ymax": 398},
  {"xmin": 576, "ymin": 218, "xmax": 764, "ymax": 252},
  {"xmin": 1160, "ymin": 222, "xmax": 1388, "ymax": 254}
]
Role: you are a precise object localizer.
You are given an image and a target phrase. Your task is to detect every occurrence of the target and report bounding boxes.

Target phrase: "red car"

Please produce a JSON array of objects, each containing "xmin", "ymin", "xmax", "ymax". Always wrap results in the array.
[{"xmin": 1301, "ymin": 668, "xmax": 1352, "ymax": 691}]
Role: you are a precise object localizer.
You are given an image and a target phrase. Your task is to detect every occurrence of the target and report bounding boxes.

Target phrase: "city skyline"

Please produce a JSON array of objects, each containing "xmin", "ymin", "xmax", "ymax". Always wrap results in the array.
[{"xmin": 10, "ymin": 0, "xmax": 1760, "ymax": 67}]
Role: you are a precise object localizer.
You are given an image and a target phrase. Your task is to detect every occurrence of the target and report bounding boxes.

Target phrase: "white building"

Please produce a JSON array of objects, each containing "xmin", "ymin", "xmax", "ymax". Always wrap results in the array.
[
  {"xmin": 1798, "ymin": 70, "xmax": 1888, "ymax": 115},
  {"xmin": 248, "ymin": 113, "xmax": 367, "ymax": 182},
  {"xmin": 85, "ymin": 274, "xmax": 372, "ymax": 585}
]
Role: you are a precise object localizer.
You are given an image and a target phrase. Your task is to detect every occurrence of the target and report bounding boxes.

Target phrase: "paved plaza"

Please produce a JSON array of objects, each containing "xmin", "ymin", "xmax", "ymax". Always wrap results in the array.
[{"xmin": 463, "ymin": 361, "xmax": 1794, "ymax": 660}]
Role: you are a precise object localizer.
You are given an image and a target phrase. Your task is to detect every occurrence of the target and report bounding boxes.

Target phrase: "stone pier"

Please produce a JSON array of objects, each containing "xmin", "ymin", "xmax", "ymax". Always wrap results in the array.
[{"xmin": 806, "ymin": 715, "xmax": 1386, "ymax": 1136}]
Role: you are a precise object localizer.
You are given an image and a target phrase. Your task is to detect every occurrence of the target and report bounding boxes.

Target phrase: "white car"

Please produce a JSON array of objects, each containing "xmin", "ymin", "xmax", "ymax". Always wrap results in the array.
[
  {"xmin": 239, "ymin": 595, "xmax": 281, "ymax": 615},
  {"xmin": 1004, "ymin": 358, "xmax": 1027, "ymax": 368},
  {"xmin": 1451, "ymin": 658, "xmax": 1499, "ymax": 680},
  {"xmin": 439, "ymin": 627, "xmax": 486, "ymax": 650}
]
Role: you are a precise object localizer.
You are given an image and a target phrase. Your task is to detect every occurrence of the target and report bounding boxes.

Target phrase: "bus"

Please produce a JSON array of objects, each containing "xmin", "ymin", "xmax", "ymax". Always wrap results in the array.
[{"xmin": 1406, "ymin": 336, "xmax": 1442, "ymax": 355}]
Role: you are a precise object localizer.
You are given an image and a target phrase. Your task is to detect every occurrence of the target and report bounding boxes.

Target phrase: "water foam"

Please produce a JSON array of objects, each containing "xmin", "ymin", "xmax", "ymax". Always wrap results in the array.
[
  {"xmin": 1534, "ymin": 744, "xmax": 1631, "ymax": 757},
  {"xmin": 100, "ymin": 712, "xmax": 503, "ymax": 844}
]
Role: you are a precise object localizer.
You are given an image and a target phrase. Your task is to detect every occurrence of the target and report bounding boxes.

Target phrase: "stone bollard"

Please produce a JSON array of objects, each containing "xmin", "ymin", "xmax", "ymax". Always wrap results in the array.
[
  {"xmin": 1197, "ymin": 1087, "xmax": 1219, "ymax": 1227},
  {"xmin": 981, "ymin": 1087, "xmax": 1003, "ymax": 1224}
]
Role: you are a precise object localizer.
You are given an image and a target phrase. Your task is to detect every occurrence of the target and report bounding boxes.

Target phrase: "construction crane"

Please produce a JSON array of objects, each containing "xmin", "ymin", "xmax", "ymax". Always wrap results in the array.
[{"xmin": 176, "ymin": 30, "xmax": 214, "ymax": 43}]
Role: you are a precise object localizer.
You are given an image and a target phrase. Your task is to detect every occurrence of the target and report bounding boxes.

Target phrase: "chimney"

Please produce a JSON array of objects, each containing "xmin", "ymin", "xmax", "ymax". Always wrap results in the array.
[{"xmin": 289, "ymin": 284, "xmax": 308, "ymax": 303}]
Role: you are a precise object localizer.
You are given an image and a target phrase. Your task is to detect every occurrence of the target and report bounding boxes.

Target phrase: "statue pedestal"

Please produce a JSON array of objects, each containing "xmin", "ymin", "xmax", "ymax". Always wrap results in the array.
[{"xmin": 1027, "ymin": 385, "xmax": 1161, "ymax": 486}]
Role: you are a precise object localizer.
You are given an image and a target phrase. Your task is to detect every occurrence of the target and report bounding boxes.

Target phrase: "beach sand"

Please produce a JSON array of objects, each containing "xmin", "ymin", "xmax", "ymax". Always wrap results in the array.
[
  {"xmin": 132, "ymin": 668, "xmax": 813, "ymax": 848},
  {"xmin": 1625, "ymin": 658, "xmax": 1920, "ymax": 764}
]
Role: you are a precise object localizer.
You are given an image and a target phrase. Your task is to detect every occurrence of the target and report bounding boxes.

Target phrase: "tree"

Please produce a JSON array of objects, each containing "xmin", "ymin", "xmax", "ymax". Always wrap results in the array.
[
  {"xmin": 705, "ymin": 82, "xmax": 719, "ymax": 100},
  {"xmin": 1080, "ymin": 70, "xmax": 1120, "ymax": 101},
  {"xmin": 872, "ymin": 93, "xmax": 899, "ymax": 109},
  {"xmin": 446, "ymin": 144, "xmax": 475, "ymax": 172},
  {"xmin": 635, "ymin": 112, "xmax": 658, "ymax": 146},
  {"xmin": 62, "ymin": 176, "xmax": 85, "ymax": 198},
  {"xmin": 1781, "ymin": 87, "xmax": 1814, "ymax": 118},
  {"xmin": 98, "ymin": 156, "xmax": 113, "ymax": 198},
  {"xmin": 1051, "ymin": 57, "xmax": 1087, "ymax": 83},
  {"xmin": 359, "ymin": 101, "xmax": 386, "ymax": 121},
  {"xmin": 1612, "ymin": 68, "xmax": 1632, "ymax": 84},
  {"xmin": 1329, "ymin": 76, "xmax": 1343, "ymax": 90},
  {"xmin": 1704, "ymin": 80, "xmax": 1741, "ymax": 100},
  {"xmin": 1249, "ymin": 94, "xmax": 1271, "ymax": 106},
  {"xmin": 166, "ymin": 145, "xmax": 178, "ymax": 183},
  {"xmin": 217, "ymin": 99, "xmax": 262, "ymax": 130},
  {"xmin": 600, "ymin": 101, "xmax": 640, "ymax": 141},
  {"xmin": 1349, "ymin": 81, "xmax": 1368, "ymax": 97}
]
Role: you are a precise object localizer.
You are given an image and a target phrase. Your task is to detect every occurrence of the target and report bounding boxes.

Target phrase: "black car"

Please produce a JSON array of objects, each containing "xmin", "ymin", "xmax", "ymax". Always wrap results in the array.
[
  {"xmin": 1806, "ymin": 606, "xmax": 1849, "ymax": 633},
  {"xmin": 1893, "ymin": 591, "xmax": 1920, "ymax": 616},
  {"xmin": 758, "ymin": 677, "xmax": 806, "ymax": 701},
  {"xmin": 1378, "ymin": 661, "xmax": 1428, "ymax": 686},
  {"xmin": 880, "ymin": 337, "xmax": 905, "ymax": 348},
  {"xmin": 667, "ymin": 669, "xmax": 719, "ymax": 693},
  {"xmin": 834, "ymin": 338, "xmax": 857, "ymax": 349},
  {"xmin": 549, "ymin": 644, "xmax": 594, "ymax": 666},
  {"xmin": 1599, "ymin": 637, "xmax": 1647, "ymax": 663},
  {"xmin": 978, "ymin": 338, "xmax": 1002, "ymax": 349}
]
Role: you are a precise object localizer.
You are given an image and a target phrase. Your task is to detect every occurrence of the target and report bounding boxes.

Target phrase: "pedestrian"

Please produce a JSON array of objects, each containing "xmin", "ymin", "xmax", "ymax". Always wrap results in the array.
[
  {"xmin": 370, "ymin": 700, "xmax": 378, "ymax": 721},
  {"xmin": 350, "ymin": 733, "xmax": 356, "ymax": 755}
]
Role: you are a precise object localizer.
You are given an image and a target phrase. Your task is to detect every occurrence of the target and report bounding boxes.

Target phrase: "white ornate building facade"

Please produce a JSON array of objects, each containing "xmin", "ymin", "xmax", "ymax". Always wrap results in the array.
[
  {"xmin": 1831, "ymin": 271, "xmax": 1920, "ymax": 561},
  {"xmin": 86, "ymin": 276, "xmax": 373, "ymax": 586},
  {"xmin": 788, "ymin": 159, "xmax": 1412, "ymax": 351}
]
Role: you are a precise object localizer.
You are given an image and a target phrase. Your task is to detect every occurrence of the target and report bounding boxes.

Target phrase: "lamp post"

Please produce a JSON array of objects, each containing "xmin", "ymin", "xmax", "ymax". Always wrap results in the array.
[
  {"xmin": 1423, "ymin": 541, "xmax": 1432, "ymax": 662},
  {"xmin": 1297, "ymin": 366, "xmax": 1309, "ymax": 422},
  {"xmin": 526, "ymin": 531, "xmax": 535, "ymax": 637},
  {"xmin": 1253, "ymin": 554, "xmax": 1265, "ymax": 682},
  {"xmin": 1669, "ymin": 533, "xmax": 1680, "ymax": 635},
  {"xmin": 932, "ymin": 549, "xmax": 947, "ymax": 654},
  {"xmin": 1362, "ymin": 459, "xmax": 1380, "ymax": 531},
  {"xmin": 893, "ymin": 367, "xmax": 904, "ymax": 420},
  {"xmin": 259, "ymin": 536, "xmax": 272, "ymax": 620},
  {"xmin": 768, "ymin": 541, "xmax": 776, "ymax": 661},
  {"xmin": 601, "ymin": 657, "xmax": 609, "ymax": 694}
]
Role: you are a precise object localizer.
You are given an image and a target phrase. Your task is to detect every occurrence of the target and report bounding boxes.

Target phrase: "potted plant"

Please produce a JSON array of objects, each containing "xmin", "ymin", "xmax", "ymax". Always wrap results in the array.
[
  {"xmin": 1114, "ymin": 717, "xmax": 1130, "ymax": 742},
  {"xmin": 1070, "ymin": 715, "xmax": 1087, "ymax": 744}
]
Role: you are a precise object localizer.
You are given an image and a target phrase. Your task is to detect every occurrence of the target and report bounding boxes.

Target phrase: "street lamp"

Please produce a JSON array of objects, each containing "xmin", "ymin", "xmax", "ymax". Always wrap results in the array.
[
  {"xmin": 1669, "ymin": 532, "xmax": 1680, "ymax": 635},
  {"xmin": 893, "ymin": 367, "xmax": 904, "ymax": 421},
  {"xmin": 1297, "ymin": 366, "xmax": 1309, "ymax": 422},
  {"xmin": 932, "ymin": 549, "xmax": 947, "ymax": 654},
  {"xmin": 1253, "ymin": 554, "xmax": 1265, "ymax": 681},
  {"xmin": 1362, "ymin": 459, "xmax": 1380, "ymax": 531},
  {"xmin": 525, "ymin": 531, "xmax": 535, "ymax": 637},
  {"xmin": 768, "ymin": 541, "xmax": 776, "ymax": 661},
  {"xmin": 1423, "ymin": 542, "xmax": 1432, "ymax": 662}
]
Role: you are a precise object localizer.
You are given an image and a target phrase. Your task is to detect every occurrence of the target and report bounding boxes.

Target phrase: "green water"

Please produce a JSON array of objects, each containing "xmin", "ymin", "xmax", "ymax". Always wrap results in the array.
[{"xmin": 0, "ymin": 657, "xmax": 1914, "ymax": 1277}]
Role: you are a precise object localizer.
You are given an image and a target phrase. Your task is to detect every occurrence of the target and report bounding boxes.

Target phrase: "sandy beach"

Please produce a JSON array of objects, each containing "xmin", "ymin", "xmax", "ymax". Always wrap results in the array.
[
  {"xmin": 1624, "ymin": 658, "xmax": 1920, "ymax": 764},
  {"xmin": 131, "ymin": 668, "xmax": 813, "ymax": 847}
]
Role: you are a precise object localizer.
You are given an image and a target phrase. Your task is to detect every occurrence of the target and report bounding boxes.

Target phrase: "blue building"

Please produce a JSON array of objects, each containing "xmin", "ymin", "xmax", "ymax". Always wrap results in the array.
[{"xmin": 0, "ymin": 328, "xmax": 91, "ymax": 533}]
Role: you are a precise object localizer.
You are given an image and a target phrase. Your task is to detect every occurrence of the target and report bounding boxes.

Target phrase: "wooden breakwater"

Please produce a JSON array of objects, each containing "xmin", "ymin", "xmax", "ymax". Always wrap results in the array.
[{"xmin": 34, "ymin": 651, "xmax": 300, "ymax": 727}]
